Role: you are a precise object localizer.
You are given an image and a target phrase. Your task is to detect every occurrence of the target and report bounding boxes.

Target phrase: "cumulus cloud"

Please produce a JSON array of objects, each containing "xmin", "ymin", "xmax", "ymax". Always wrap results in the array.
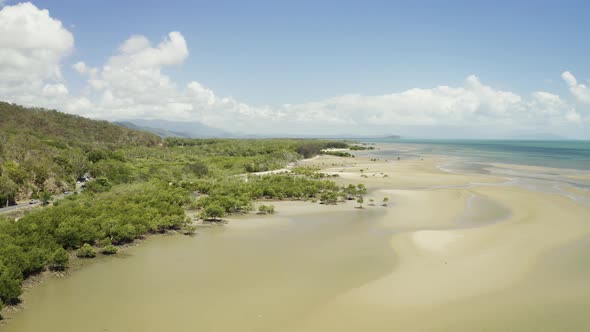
[
  {"xmin": 246, "ymin": 76, "xmax": 579, "ymax": 134},
  {"xmin": 113, "ymin": 32, "xmax": 188, "ymax": 68},
  {"xmin": 67, "ymin": 32, "xmax": 192, "ymax": 119},
  {"xmin": 42, "ymin": 83, "xmax": 68, "ymax": 97},
  {"xmin": 0, "ymin": 1, "xmax": 587, "ymax": 137},
  {"xmin": 0, "ymin": 2, "xmax": 86, "ymax": 113},
  {"xmin": 562, "ymin": 71, "xmax": 590, "ymax": 104},
  {"xmin": 0, "ymin": 2, "xmax": 73, "ymax": 81}
]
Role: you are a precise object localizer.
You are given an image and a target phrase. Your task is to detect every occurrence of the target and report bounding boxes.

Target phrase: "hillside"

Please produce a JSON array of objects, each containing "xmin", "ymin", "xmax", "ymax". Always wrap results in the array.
[{"xmin": 0, "ymin": 102, "xmax": 161, "ymax": 206}]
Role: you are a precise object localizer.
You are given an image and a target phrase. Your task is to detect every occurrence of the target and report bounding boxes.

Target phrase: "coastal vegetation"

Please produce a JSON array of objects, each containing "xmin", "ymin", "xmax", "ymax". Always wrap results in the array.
[
  {"xmin": 0, "ymin": 103, "xmax": 364, "ymax": 315},
  {"xmin": 321, "ymin": 150, "xmax": 354, "ymax": 157},
  {"xmin": 349, "ymin": 145, "xmax": 375, "ymax": 151},
  {"xmin": 0, "ymin": 182, "xmax": 190, "ymax": 308},
  {"xmin": 101, "ymin": 244, "xmax": 118, "ymax": 255},
  {"xmin": 257, "ymin": 204, "xmax": 275, "ymax": 214},
  {"xmin": 76, "ymin": 244, "xmax": 97, "ymax": 259},
  {"xmin": 47, "ymin": 248, "xmax": 69, "ymax": 271}
]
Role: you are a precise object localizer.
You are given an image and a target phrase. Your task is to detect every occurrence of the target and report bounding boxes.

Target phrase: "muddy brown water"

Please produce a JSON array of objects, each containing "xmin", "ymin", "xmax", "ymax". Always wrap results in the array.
[
  {"xmin": 3, "ymin": 201, "xmax": 590, "ymax": 331},
  {"xmin": 3, "ymin": 209, "xmax": 396, "ymax": 332}
]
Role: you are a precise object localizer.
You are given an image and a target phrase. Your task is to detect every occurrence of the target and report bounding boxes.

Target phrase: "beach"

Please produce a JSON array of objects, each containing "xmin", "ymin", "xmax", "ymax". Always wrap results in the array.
[
  {"xmin": 2, "ymin": 1, "xmax": 588, "ymax": 329},
  {"xmin": 3, "ymin": 144, "xmax": 590, "ymax": 332},
  {"xmin": 287, "ymin": 148, "xmax": 590, "ymax": 331}
]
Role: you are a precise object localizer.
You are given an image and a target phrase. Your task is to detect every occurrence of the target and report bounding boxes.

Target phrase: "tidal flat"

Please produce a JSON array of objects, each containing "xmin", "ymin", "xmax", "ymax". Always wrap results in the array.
[{"xmin": 3, "ymin": 147, "xmax": 590, "ymax": 332}]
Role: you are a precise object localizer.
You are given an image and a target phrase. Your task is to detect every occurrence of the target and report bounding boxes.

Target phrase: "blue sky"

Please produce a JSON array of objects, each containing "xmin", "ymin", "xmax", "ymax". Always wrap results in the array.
[
  {"xmin": 1, "ymin": 0, "xmax": 590, "ymax": 137},
  {"xmin": 32, "ymin": 0, "xmax": 590, "ymax": 103}
]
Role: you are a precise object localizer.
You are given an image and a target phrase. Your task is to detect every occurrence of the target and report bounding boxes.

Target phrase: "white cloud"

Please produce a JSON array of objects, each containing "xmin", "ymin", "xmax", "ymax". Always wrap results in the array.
[
  {"xmin": 562, "ymin": 71, "xmax": 577, "ymax": 86},
  {"xmin": 562, "ymin": 71, "xmax": 590, "ymax": 104},
  {"xmin": 67, "ymin": 32, "xmax": 191, "ymax": 119},
  {"xmin": 42, "ymin": 83, "xmax": 68, "ymax": 97},
  {"xmin": 263, "ymin": 76, "xmax": 569, "ymax": 132},
  {"xmin": 0, "ymin": 2, "xmax": 586, "ymax": 138},
  {"xmin": 110, "ymin": 31, "xmax": 188, "ymax": 69},
  {"xmin": 66, "ymin": 32, "xmax": 583, "ymax": 135},
  {"xmin": 0, "ymin": 2, "xmax": 77, "ymax": 112},
  {"xmin": 0, "ymin": 2, "xmax": 73, "ymax": 81}
]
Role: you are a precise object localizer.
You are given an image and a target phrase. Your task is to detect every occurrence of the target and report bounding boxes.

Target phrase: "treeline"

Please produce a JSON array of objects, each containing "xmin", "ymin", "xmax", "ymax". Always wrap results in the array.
[
  {"xmin": 188, "ymin": 174, "xmax": 341, "ymax": 217},
  {"xmin": 349, "ymin": 145, "xmax": 375, "ymax": 151},
  {"xmin": 0, "ymin": 183, "xmax": 190, "ymax": 313},
  {"xmin": 111, "ymin": 139, "xmax": 351, "ymax": 184},
  {"xmin": 0, "ymin": 102, "xmax": 355, "ymax": 207},
  {"xmin": 322, "ymin": 150, "xmax": 354, "ymax": 157},
  {"xmin": 181, "ymin": 170, "xmax": 366, "ymax": 220},
  {"xmin": 295, "ymin": 141, "xmax": 348, "ymax": 158}
]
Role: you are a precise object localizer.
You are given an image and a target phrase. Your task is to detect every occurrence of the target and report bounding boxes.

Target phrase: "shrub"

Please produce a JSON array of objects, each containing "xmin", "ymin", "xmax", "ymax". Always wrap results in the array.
[
  {"xmin": 183, "ymin": 224, "xmax": 197, "ymax": 235},
  {"xmin": 101, "ymin": 244, "xmax": 118, "ymax": 255},
  {"xmin": 184, "ymin": 161, "xmax": 209, "ymax": 177},
  {"xmin": 99, "ymin": 238, "xmax": 112, "ymax": 247},
  {"xmin": 320, "ymin": 192, "xmax": 338, "ymax": 204},
  {"xmin": 85, "ymin": 177, "xmax": 112, "ymax": 193},
  {"xmin": 357, "ymin": 197, "xmax": 364, "ymax": 208},
  {"xmin": 48, "ymin": 248, "xmax": 69, "ymax": 271},
  {"xmin": 201, "ymin": 204, "xmax": 225, "ymax": 221},
  {"xmin": 258, "ymin": 204, "xmax": 275, "ymax": 214},
  {"xmin": 76, "ymin": 243, "xmax": 96, "ymax": 258},
  {"xmin": 0, "ymin": 264, "xmax": 22, "ymax": 305}
]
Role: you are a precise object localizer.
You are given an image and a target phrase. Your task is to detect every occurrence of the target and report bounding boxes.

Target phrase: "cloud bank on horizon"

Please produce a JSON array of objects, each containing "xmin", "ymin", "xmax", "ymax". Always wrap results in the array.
[{"xmin": 1, "ymin": 2, "xmax": 589, "ymax": 138}]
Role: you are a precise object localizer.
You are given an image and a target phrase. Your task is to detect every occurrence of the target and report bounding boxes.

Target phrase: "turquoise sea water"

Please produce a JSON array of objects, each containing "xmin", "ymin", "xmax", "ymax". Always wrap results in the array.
[
  {"xmin": 357, "ymin": 139, "xmax": 590, "ymax": 207},
  {"xmin": 362, "ymin": 139, "xmax": 590, "ymax": 171}
]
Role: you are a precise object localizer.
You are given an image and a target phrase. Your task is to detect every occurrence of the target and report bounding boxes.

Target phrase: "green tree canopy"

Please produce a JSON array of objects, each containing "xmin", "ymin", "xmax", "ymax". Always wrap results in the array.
[{"xmin": 48, "ymin": 248, "xmax": 69, "ymax": 271}]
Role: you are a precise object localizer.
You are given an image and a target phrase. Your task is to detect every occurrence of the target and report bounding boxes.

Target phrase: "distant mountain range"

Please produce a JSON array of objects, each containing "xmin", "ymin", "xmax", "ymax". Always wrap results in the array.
[
  {"xmin": 114, "ymin": 120, "xmax": 403, "ymax": 139},
  {"xmin": 115, "ymin": 119, "xmax": 233, "ymax": 138},
  {"xmin": 115, "ymin": 119, "xmax": 567, "ymax": 141}
]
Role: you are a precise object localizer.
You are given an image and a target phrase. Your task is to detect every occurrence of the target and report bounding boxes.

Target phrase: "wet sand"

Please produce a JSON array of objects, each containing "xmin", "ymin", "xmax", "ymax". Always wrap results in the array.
[
  {"xmin": 3, "ymin": 149, "xmax": 590, "ymax": 331},
  {"xmin": 289, "ymin": 152, "xmax": 590, "ymax": 331}
]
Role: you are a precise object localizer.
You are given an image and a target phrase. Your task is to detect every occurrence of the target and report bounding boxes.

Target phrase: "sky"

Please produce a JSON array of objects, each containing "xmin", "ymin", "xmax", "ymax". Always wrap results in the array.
[{"xmin": 1, "ymin": 0, "xmax": 589, "ymax": 138}]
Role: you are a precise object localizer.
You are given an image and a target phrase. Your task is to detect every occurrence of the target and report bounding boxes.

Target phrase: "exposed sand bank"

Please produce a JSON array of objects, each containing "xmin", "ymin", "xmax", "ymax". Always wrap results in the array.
[
  {"xmin": 235, "ymin": 151, "xmax": 590, "ymax": 326},
  {"xmin": 412, "ymin": 230, "xmax": 463, "ymax": 252},
  {"xmin": 302, "ymin": 154, "xmax": 504, "ymax": 188},
  {"xmin": 4, "ymin": 147, "xmax": 590, "ymax": 332},
  {"xmin": 225, "ymin": 200, "xmax": 358, "ymax": 230},
  {"xmin": 282, "ymin": 150, "xmax": 590, "ymax": 331}
]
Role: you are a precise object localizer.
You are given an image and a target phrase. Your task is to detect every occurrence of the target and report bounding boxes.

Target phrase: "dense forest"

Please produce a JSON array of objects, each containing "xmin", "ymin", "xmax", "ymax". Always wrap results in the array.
[{"xmin": 0, "ymin": 103, "xmax": 361, "ymax": 317}]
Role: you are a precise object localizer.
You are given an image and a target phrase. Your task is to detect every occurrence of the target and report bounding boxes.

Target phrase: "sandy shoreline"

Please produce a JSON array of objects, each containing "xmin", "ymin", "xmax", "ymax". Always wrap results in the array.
[
  {"xmin": 232, "ymin": 148, "xmax": 590, "ymax": 306},
  {"xmin": 3, "ymin": 144, "xmax": 590, "ymax": 331},
  {"xmin": 282, "ymin": 146, "xmax": 590, "ymax": 331}
]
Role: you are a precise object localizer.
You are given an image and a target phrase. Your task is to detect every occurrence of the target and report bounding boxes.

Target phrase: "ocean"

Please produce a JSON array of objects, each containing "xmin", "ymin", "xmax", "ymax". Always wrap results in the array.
[
  {"xmin": 362, "ymin": 139, "xmax": 590, "ymax": 171},
  {"xmin": 358, "ymin": 139, "xmax": 590, "ymax": 207}
]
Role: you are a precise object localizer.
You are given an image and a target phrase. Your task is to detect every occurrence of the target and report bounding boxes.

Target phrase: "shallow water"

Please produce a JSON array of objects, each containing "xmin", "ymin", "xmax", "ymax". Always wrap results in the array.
[
  {"xmin": 2, "ymin": 210, "xmax": 396, "ymax": 332},
  {"xmin": 363, "ymin": 139, "xmax": 590, "ymax": 170},
  {"xmin": 364, "ymin": 141, "xmax": 590, "ymax": 207},
  {"xmin": 4, "ymin": 147, "xmax": 590, "ymax": 331},
  {"xmin": 4, "ymin": 195, "xmax": 590, "ymax": 331}
]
